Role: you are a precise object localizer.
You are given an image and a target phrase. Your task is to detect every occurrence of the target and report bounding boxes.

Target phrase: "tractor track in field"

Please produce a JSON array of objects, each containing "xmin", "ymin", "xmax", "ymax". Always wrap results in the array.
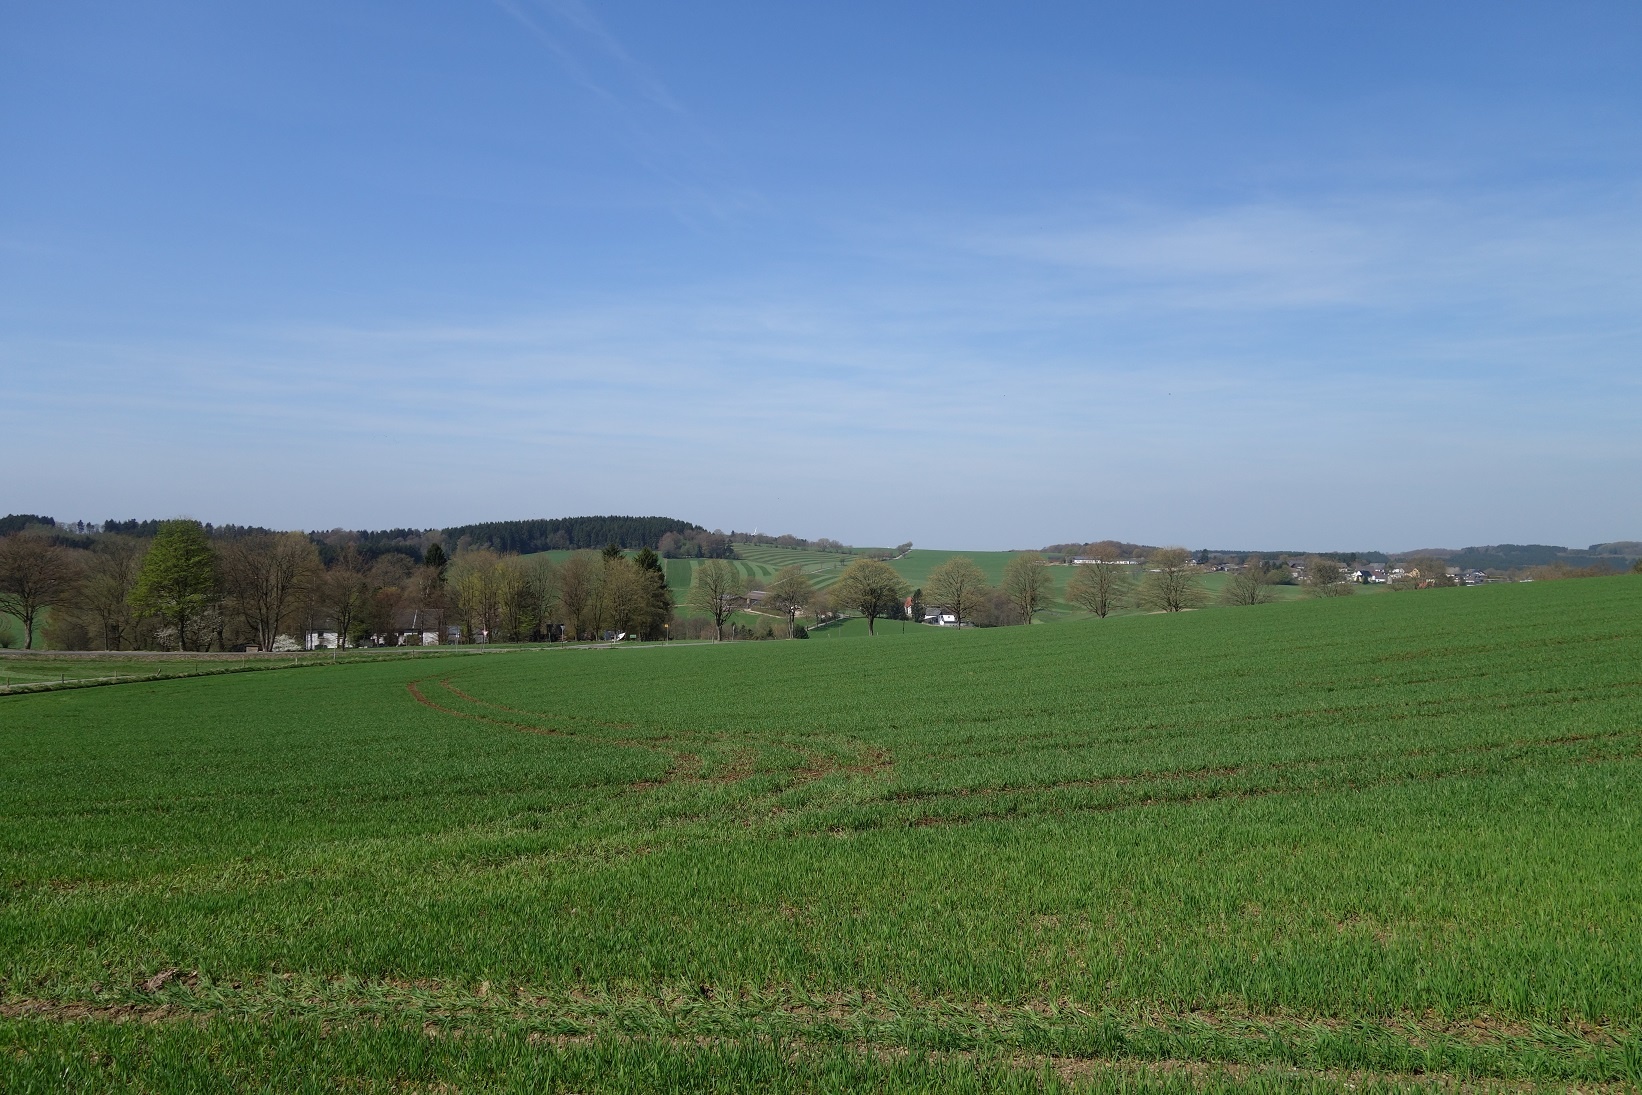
[
  {"xmin": 404, "ymin": 680, "xmax": 567, "ymax": 738},
  {"xmin": 406, "ymin": 676, "xmax": 895, "ymax": 795}
]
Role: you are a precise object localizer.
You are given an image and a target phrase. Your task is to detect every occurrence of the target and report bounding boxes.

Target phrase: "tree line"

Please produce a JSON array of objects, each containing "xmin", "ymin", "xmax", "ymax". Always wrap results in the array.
[
  {"xmin": 444, "ymin": 516, "xmax": 703, "ymax": 555},
  {"xmin": 0, "ymin": 519, "xmax": 677, "ymax": 651}
]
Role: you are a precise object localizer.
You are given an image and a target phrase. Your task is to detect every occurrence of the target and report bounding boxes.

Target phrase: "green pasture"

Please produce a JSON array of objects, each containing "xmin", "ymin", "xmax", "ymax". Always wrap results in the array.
[
  {"xmin": 5, "ymin": 576, "xmax": 1641, "ymax": 1091},
  {"xmin": 0, "ymin": 607, "xmax": 44, "ymax": 650}
]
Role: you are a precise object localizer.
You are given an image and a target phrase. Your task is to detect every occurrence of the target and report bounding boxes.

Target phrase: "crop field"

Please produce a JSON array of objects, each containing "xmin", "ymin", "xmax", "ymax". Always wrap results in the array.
[
  {"xmin": 0, "ymin": 647, "xmax": 499, "ymax": 694},
  {"xmin": 4, "ymin": 577, "xmax": 1641, "ymax": 1092}
]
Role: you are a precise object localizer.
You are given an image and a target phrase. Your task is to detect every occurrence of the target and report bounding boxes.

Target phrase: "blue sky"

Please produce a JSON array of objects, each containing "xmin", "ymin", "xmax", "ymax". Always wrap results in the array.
[{"xmin": 3, "ymin": 2, "xmax": 1640, "ymax": 551}]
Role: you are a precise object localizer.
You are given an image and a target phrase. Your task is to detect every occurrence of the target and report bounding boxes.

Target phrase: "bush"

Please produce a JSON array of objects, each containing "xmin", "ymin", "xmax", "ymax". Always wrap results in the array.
[
  {"xmin": 43, "ymin": 614, "xmax": 91, "ymax": 651},
  {"xmin": 792, "ymin": 623, "xmax": 808, "ymax": 639}
]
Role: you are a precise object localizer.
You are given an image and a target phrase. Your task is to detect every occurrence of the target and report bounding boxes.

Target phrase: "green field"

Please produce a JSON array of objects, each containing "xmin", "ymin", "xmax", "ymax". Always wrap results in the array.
[
  {"xmin": 4, "ymin": 577, "xmax": 1641, "ymax": 1091},
  {"xmin": 0, "ymin": 647, "xmax": 505, "ymax": 693},
  {"xmin": 1, "ymin": 607, "xmax": 45, "ymax": 650},
  {"xmin": 547, "ymin": 544, "xmax": 1326, "ymax": 623}
]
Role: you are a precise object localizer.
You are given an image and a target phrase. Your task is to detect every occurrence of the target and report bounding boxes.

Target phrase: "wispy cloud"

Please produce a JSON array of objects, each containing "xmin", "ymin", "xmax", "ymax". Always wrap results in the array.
[
  {"xmin": 945, "ymin": 188, "xmax": 1642, "ymax": 325},
  {"xmin": 6, "ymin": 181, "xmax": 1640, "ymax": 546},
  {"xmin": 490, "ymin": 0, "xmax": 748, "ymax": 221}
]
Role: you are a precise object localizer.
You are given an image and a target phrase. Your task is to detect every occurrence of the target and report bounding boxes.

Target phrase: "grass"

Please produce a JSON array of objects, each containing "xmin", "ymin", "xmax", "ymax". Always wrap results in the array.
[
  {"xmin": 0, "ymin": 646, "xmax": 502, "ymax": 693},
  {"xmin": 0, "ymin": 608, "xmax": 42, "ymax": 650},
  {"xmin": 3, "ymin": 576, "xmax": 1641, "ymax": 1091}
]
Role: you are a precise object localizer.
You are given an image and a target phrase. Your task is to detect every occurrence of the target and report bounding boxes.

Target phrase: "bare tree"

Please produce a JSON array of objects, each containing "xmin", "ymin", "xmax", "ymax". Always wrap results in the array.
[
  {"xmin": 521, "ymin": 554, "xmax": 561, "ymax": 639},
  {"xmin": 490, "ymin": 556, "xmax": 530, "ymax": 642},
  {"xmin": 448, "ymin": 549, "xmax": 504, "ymax": 643},
  {"xmin": 765, "ymin": 565, "xmax": 815, "ymax": 637},
  {"xmin": 833, "ymin": 558, "xmax": 908, "ymax": 636},
  {"xmin": 1220, "ymin": 556, "xmax": 1277, "ymax": 606},
  {"xmin": 0, "ymin": 533, "xmax": 81, "ymax": 650},
  {"xmin": 1137, "ymin": 547, "xmax": 1206, "ymax": 613},
  {"xmin": 408, "ymin": 553, "xmax": 449, "ymax": 643},
  {"xmin": 924, "ymin": 556, "xmax": 988, "ymax": 626},
  {"xmin": 688, "ymin": 558, "xmax": 745, "ymax": 640},
  {"xmin": 558, "ymin": 552, "xmax": 599, "ymax": 639},
  {"xmin": 1001, "ymin": 552, "xmax": 1053, "ymax": 624},
  {"xmin": 222, "ymin": 532, "xmax": 321, "ymax": 651},
  {"xmin": 1401, "ymin": 556, "xmax": 1455, "ymax": 589},
  {"xmin": 599, "ymin": 556, "xmax": 650, "ymax": 638},
  {"xmin": 1304, "ymin": 556, "xmax": 1355, "ymax": 598},
  {"xmin": 317, "ymin": 544, "xmax": 373, "ymax": 648},
  {"xmin": 76, "ymin": 536, "xmax": 144, "ymax": 650},
  {"xmin": 1066, "ymin": 551, "xmax": 1132, "ymax": 618}
]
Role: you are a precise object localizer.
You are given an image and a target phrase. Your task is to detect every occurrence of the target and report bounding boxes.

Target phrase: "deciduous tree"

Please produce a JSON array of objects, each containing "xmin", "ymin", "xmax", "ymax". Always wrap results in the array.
[
  {"xmin": 447, "ymin": 549, "xmax": 503, "ymax": 643},
  {"xmin": 0, "ymin": 533, "xmax": 81, "ymax": 650},
  {"xmin": 1066, "ymin": 552, "xmax": 1133, "ymax": 618},
  {"xmin": 1402, "ymin": 556, "xmax": 1455, "ymax": 589},
  {"xmin": 766, "ymin": 565, "xmax": 815, "ymax": 637},
  {"xmin": 1304, "ymin": 556, "xmax": 1355, "ymax": 597},
  {"xmin": 519, "ymin": 554, "xmax": 561, "ymax": 640},
  {"xmin": 1219, "ymin": 557, "xmax": 1277, "ymax": 606},
  {"xmin": 1001, "ymin": 552, "xmax": 1052, "ymax": 624},
  {"xmin": 924, "ymin": 557, "xmax": 988, "ymax": 626},
  {"xmin": 130, "ymin": 519, "xmax": 218, "ymax": 650},
  {"xmin": 688, "ymin": 559, "xmax": 745, "ymax": 640},
  {"xmin": 599, "ymin": 556, "xmax": 651, "ymax": 638},
  {"xmin": 76, "ymin": 536, "xmax": 144, "ymax": 650},
  {"xmin": 1137, "ymin": 547, "xmax": 1205, "ymax": 613},
  {"xmin": 833, "ymin": 558, "xmax": 909, "ymax": 636},
  {"xmin": 559, "ymin": 552, "xmax": 599, "ymax": 640},
  {"xmin": 222, "ymin": 532, "xmax": 321, "ymax": 650}
]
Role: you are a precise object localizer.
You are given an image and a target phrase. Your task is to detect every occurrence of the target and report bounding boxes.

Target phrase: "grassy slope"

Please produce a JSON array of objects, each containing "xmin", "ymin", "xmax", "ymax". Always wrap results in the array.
[
  {"xmin": 551, "ymin": 544, "xmax": 1327, "ymax": 621},
  {"xmin": 6, "ymin": 577, "xmax": 1640, "ymax": 1090}
]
